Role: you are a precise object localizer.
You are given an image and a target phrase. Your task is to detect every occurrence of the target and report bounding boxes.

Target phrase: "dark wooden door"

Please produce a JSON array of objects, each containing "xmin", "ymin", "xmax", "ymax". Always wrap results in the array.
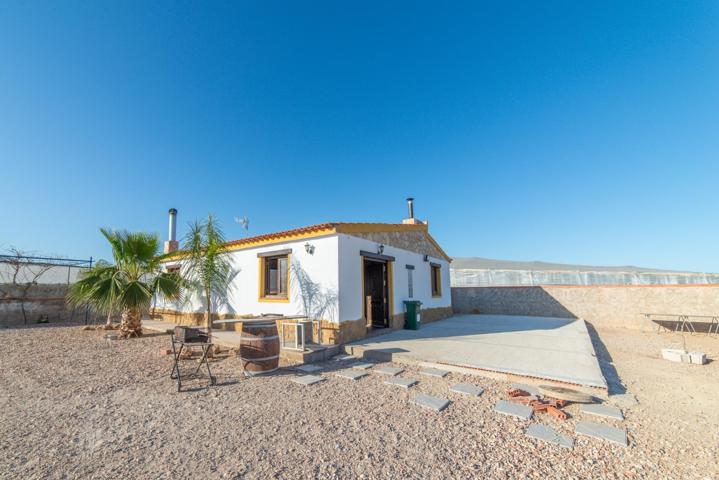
[{"xmin": 364, "ymin": 259, "xmax": 388, "ymax": 328}]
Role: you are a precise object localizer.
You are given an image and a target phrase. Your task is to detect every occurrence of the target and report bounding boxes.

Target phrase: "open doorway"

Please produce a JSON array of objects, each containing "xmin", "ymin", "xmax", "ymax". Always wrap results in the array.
[{"xmin": 363, "ymin": 258, "xmax": 389, "ymax": 328}]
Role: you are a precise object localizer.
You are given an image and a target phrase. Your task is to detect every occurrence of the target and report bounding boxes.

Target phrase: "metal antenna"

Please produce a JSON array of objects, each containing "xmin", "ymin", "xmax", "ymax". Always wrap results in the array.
[{"xmin": 234, "ymin": 216, "xmax": 249, "ymax": 234}]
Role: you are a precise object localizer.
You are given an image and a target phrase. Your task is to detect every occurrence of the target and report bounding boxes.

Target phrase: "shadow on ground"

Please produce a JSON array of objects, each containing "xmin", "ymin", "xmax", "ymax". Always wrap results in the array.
[{"xmin": 585, "ymin": 322, "xmax": 626, "ymax": 395}]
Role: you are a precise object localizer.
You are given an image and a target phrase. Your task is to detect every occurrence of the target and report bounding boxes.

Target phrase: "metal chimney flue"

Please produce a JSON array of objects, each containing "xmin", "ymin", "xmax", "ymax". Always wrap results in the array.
[
  {"xmin": 168, "ymin": 208, "xmax": 177, "ymax": 242},
  {"xmin": 164, "ymin": 208, "xmax": 179, "ymax": 254},
  {"xmin": 403, "ymin": 197, "xmax": 423, "ymax": 225}
]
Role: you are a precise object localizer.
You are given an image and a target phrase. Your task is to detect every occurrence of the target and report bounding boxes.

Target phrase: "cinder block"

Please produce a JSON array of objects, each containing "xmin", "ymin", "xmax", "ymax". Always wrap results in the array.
[
  {"xmin": 661, "ymin": 348, "xmax": 686, "ymax": 363},
  {"xmin": 689, "ymin": 352, "xmax": 707, "ymax": 365}
]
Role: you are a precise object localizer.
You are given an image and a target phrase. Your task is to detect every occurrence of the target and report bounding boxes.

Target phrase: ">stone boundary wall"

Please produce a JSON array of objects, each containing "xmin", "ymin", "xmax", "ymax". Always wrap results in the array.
[
  {"xmin": 451, "ymin": 285, "xmax": 719, "ymax": 330},
  {"xmin": 0, "ymin": 284, "xmax": 102, "ymax": 326}
]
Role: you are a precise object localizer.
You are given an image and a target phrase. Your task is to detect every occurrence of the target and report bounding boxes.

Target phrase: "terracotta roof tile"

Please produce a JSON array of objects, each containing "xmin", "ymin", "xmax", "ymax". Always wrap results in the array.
[{"xmin": 224, "ymin": 223, "xmax": 336, "ymax": 247}]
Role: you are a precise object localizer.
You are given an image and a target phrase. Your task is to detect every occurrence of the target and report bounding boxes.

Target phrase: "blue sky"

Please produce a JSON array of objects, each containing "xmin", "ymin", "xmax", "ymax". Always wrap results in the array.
[{"xmin": 1, "ymin": 1, "xmax": 718, "ymax": 271}]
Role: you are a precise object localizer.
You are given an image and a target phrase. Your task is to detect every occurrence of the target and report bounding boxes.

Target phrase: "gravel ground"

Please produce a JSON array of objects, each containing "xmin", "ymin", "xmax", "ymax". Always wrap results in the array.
[{"xmin": 0, "ymin": 324, "xmax": 717, "ymax": 479}]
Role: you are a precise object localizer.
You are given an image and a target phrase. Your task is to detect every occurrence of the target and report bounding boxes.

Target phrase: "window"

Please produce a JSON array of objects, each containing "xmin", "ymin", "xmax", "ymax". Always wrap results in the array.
[
  {"xmin": 166, "ymin": 265, "xmax": 180, "ymax": 274},
  {"xmin": 430, "ymin": 263, "xmax": 442, "ymax": 297},
  {"xmin": 259, "ymin": 250, "xmax": 290, "ymax": 302},
  {"xmin": 406, "ymin": 265, "xmax": 414, "ymax": 298}
]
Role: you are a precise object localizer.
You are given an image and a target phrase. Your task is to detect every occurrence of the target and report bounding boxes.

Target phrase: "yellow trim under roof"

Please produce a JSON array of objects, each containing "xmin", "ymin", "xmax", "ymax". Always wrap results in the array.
[{"xmin": 162, "ymin": 222, "xmax": 452, "ymax": 262}]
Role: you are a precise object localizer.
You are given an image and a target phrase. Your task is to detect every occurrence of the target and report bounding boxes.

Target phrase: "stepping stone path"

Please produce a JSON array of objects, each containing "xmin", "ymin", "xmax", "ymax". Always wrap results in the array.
[
  {"xmin": 450, "ymin": 383, "xmax": 484, "ymax": 397},
  {"xmin": 575, "ymin": 421, "xmax": 628, "ymax": 447},
  {"xmin": 336, "ymin": 370, "xmax": 368, "ymax": 381},
  {"xmin": 291, "ymin": 375, "xmax": 324, "ymax": 386},
  {"xmin": 296, "ymin": 364, "xmax": 322, "ymax": 373},
  {"xmin": 511, "ymin": 383, "xmax": 541, "ymax": 396},
  {"xmin": 580, "ymin": 403, "xmax": 624, "ymax": 420},
  {"xmin": 420, "ymin": 368, "xmax": 449, "ymax": 378},
  {"xmin": 525, "ymin": 424, "xmax": 574, "ymax": 449},
  {"xmin": 494, "ymin": 400, "xmax": 533, "ymax": 420},
  {"xmin": 374, "ymin": 366, "xmax": 404, "ymax": 376},
  {"xmin": 610, "ymin": 393, "xmax": 638, "ymax": 409},
  {"xmin": 411, "ymin": 394, "xmax": 451, "ymax": 412},
  {"xmin": 384, "ymin": 377, "xmax": 418, "ymax": 389},
  {"xmin": 352, "ymin": 363, "xmax": 374, "ymax": 370}
]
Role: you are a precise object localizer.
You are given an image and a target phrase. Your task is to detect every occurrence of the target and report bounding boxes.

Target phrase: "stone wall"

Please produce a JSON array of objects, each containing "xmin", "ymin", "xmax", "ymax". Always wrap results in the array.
[
  {"xmin": 451, "ymin": 285, "xmax": 719, "ymax": 330},
  {"xmin": 0, "ymin": 284, "xmax": 102, "ymax": 326},
  {"xmin": 349, "ymin": 231, "xmax": 446, "ymax": 260}
]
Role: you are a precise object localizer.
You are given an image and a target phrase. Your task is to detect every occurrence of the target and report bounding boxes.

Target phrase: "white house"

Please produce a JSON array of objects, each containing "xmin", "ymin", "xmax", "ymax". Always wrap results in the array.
[{"xmin": 155, "ymin": 200, "xmax": 452, "ymax": 344}]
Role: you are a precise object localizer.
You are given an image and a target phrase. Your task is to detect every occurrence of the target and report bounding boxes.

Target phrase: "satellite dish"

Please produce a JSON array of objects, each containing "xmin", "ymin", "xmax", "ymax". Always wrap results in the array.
[{"xmin": 234, "ymin": 216, "xmax": 249, "ymax": 233}]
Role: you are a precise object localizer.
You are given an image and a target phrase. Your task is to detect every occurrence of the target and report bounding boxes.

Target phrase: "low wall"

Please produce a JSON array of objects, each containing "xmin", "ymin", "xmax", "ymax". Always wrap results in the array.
[
  {"xmin": 0, "ymin": 284, "xmax": 101, "ymax": 326},
  {"xmin": 451, "ymin": 285, "xmax": 719, "ymax": 330}
]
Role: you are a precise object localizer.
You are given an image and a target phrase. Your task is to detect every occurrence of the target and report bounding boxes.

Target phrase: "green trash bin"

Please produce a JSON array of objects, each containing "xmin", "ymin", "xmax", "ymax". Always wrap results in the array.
[{"xmin": 404, "ymin": 300, "xmax": 422, "ymax": 330}]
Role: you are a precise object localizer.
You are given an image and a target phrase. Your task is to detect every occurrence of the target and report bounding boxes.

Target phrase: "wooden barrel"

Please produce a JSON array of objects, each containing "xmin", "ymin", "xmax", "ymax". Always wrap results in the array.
[{"xmin": 239, "ymin": 319, "xmax": 280, "ymax": 376}]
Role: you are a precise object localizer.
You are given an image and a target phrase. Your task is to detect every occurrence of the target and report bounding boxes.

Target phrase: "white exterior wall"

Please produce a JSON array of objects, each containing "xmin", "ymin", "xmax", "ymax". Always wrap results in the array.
[
  {"xmin": 337, "ymin": 233, "xmax": 452, "ymax": 322},
  {"xmin": 158, "ymin": 234, "xmax": 340, "ymax": 322}
]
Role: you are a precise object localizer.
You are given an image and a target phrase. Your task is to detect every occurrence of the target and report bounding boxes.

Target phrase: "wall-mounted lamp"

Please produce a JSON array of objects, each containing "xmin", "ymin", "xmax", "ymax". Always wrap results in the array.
[
  {"xmin": 304, "ymin": 242, "xmax": 315, "ymax": 255},
  {"xmin": 377, "ymin": 244, "xmax": 385, "ymax": 255},
  {"xmin": 423, "ymin": 254, "xmax": 429, "ymax": 262}
]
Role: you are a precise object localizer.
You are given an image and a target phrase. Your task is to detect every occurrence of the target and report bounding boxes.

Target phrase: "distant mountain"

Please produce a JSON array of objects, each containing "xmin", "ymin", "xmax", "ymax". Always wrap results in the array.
[{"xmin": 450, "ymin": 257, "xmax": 701, "ymax": 274}]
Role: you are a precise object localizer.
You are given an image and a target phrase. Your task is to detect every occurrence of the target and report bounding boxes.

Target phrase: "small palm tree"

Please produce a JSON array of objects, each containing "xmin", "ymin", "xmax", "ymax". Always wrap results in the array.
[
  {"xmin": 67, "ymin": 229, "xmax": 184, "ymax": 338},
  {"xmin": 181, "ymin": 214, "xmax": 233, "ymax": 342}
]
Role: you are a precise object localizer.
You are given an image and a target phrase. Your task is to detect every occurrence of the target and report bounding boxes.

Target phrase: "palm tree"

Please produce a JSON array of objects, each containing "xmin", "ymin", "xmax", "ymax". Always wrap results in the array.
[
  {"xmin": 67, "ymin": 229, "xmax": 184, "ymax": 338},
  {"xmin": 181, "ymin": 214, "xmax": 233, "ymax": 343}
]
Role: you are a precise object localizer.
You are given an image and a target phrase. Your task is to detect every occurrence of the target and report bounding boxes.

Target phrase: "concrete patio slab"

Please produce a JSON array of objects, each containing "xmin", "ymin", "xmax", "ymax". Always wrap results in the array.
[
  {"xmin": 411, "ymin": 394, "xmax": 451, "ymax": 412},
  {"xmin": 374, "ymin": 366, "xmax": 404, "ymax": 376},
  {"xmin": 525, "ymin": 424, "xmax": 574, "ymax": 449},
  {"xmin": 580, "ymin": 404, "xmax": 624, "ymax": 420},
  {"xmin": 296, "ymin": 364, "xmax": 322, "ymax": 373},
  {"xmin": 352, "ymin": 362, "xmax": 374, "ymax": 370},
  {"xmin": 384, "ymin": 377, "xmax": 418, "ymax": 388},
  {"xmin": 450, "ymin": 383, "xmax": 484, "ymax": 397},
  {"xmin": 420, "ymin": 368, "xmax": 450, "ymax": 378},
  {"xmin": 494, "ymin": 400, "xmax": 533, "ymax": 420},
  {"xmin": 336, "ymin": 370, "xmax": 368, "ymax": 381},
  {"xmin": 346, "ymin": 314, "xmax": 607, "ymax": 389},
  {"xmin": 575, "ymin": 421, "xmax": 628, "ymax": 447},
  {"xmin": 291, "ymin": 375, "xmax": 324, "ymax": 386}
]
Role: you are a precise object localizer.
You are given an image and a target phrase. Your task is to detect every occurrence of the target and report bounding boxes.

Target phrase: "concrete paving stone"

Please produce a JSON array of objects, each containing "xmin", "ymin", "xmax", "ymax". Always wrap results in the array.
[
  {"xmin": 295, "ymin": 364, "xmax": 322, "ymax": 373},
  {"xmin": 609, "ymin": 393, "xmax": 638, "ymax": 409},
  {"xmin": 580, "ymin": 403, "xmax": 624, "ymax": 420},
  {"xmin": 525, "ymin": 424, "xmax": 574, "ymax": 449},
  {"xmin": 335, "ymin": 370, "xmax": 369, "ymax": 381},
  {"xmin": 575, "ymin": 421, "xmax": 628, "ymax": 447},
  {"xmin": 384, "ymin": 377, "xmax": 418, "ymax": 389},
  {"xmin": 291, "ymin": 375, "xmax": 324, "ymax": 386},
  {"xmin": 333, "ymin": 354, "xmax": 354, "ymax": 361},
  {"xmin": 420, "ymin": 368, "xmax": 450, "ymax": 378},
  {"xmin": 352, "ymin": 362, "xmax": 374, "ymax": 370},
  {"xmin": 494, "ymin": 400, "xmax": 533, "ymax": 420},
  {"xmin": 450, "ymin": 383, "xmax": 484, "ymax": 397},
  {"xmin": 411, "ymin": 394, "xmax": 451, "ymax": 412},
  {"xmin": 374, "ymin": 366, "xmax": 404, "ymax": 376},
  {"xmin": 510, "ymin": 383, "xmax": 541, "ymax": 396}
]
